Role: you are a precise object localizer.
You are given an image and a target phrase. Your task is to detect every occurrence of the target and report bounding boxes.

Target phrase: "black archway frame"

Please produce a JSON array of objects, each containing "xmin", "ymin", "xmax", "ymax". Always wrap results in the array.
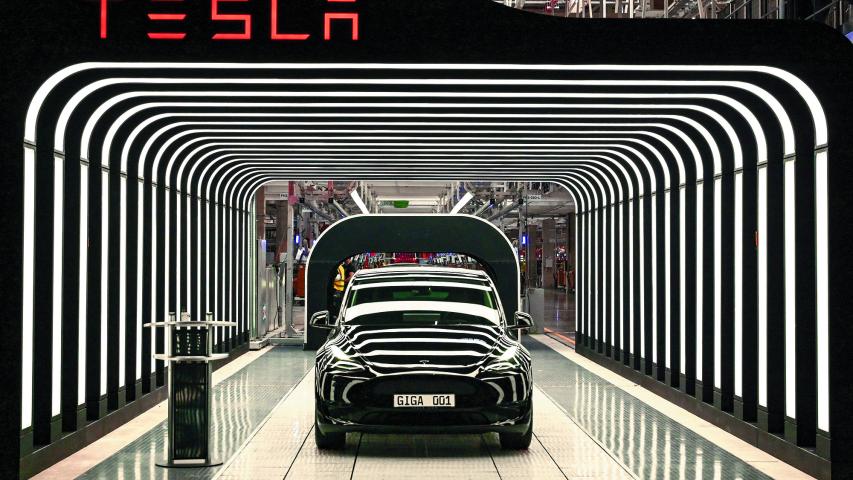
[{"xmin": 302, "ymin": 214, "xmax": 521, "ymax": 348}]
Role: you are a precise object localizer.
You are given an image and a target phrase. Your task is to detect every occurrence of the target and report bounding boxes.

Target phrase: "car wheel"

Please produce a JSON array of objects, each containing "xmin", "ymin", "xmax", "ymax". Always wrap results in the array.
[
  {"xmin": 315, "ymin": 416, "xmax": 346, "ymax": 450},
  {"xmin": 499, "ymin": 416, "xmax": 533, "ymax": 450}
]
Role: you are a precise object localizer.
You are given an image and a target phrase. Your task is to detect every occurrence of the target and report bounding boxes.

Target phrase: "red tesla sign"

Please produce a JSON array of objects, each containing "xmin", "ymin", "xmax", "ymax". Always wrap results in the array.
[{"xmin": 100, "ymin": 0, "xmax": 359, "ymax": 41}]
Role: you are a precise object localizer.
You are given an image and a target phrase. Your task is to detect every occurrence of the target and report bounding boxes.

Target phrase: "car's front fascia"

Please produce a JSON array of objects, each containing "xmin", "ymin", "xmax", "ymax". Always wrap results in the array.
[{"xmin": 314, "ymin": 323, "xmax": 532, "ymax": 436}]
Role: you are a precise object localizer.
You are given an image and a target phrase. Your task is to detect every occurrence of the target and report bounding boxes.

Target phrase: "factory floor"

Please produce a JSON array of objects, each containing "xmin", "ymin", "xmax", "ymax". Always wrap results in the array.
[
  {"xmin": 538, "ymin": 288, "xmax": 577, "ymax": 347},
  {"xmin": 35, "ymin": 336, "xmax": 812, "ymax": 480}
]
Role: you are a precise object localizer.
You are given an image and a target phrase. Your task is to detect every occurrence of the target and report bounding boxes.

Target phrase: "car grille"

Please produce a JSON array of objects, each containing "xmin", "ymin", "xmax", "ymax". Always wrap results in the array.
[{"xmin": 358, "ymin": 411, "xmax": 492, "ymax": 426}]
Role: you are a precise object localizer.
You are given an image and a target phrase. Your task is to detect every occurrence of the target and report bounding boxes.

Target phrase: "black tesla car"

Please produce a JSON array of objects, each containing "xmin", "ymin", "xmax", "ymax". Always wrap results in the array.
[{"xmin": 311, "ymin": 266, "xmax": 533, "ymax": 450}]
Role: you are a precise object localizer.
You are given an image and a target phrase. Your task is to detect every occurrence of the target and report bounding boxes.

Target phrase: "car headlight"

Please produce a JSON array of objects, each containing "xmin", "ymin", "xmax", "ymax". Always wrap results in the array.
[
  {"xmin": 328, "ymin": 345, "xmax": 367, "ymax": 372},
  {"xmin": 482, "ymin": 345, "xmax": 519, "ymax": 372}
]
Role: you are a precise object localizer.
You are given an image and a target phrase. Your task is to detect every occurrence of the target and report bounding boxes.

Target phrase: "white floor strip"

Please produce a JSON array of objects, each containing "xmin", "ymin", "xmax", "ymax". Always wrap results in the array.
[
  {"xmin": 530, "ymin": 334, "xmax": 816, "ymax": 480},
  {"xmin": 33, "ymin": 346, "xmax": 275, "ymax": 480}
]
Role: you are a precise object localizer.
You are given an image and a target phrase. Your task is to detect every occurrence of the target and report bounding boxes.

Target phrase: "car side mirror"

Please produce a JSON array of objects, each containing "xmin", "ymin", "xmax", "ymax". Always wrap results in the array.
[
  {"xmin": 510, "ymin": 311, "xmax": 533, "ymax": 331},
  {"xmin": 310, "ymin": 310, "xmax": 332, "ymax": 329}
]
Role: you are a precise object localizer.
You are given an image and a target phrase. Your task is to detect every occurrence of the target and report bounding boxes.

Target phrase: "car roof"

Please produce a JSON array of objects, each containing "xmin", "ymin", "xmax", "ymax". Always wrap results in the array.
[
  {"xmin": 351, "ymin": 266, "xmax": 492, "ymax": 287},
  {"xmin": 347, "ymin": 266, "xmax": 503, "ymax": 315},
  {"xmin": 353, "ymin": 265, "xmax": 489, "ymax": 279}
]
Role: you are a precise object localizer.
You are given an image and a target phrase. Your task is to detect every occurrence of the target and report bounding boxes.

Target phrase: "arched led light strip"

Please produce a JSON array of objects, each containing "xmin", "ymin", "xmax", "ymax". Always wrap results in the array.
[
  {"xmin": 120, "ymin": 111, "xmax": 723, "ymax": 183},
  {"xmin": 63, "ymin": 75, "xmax": 808, "ymax": 428},
  {"xmin": 126, "ymin": 116, "xmax": 692, "ymax": 368},
  {"xmin": 168, "ymin": 135, "xmax": 664, "ymax": 360},
  {"xmin": 82, "ymin": 94, "xmax": 755, "ymax": 180},
  {"xmin": 122, "ymin": 116, "xmax": 703, "ymax": 179},
  {"xmin": 126, "ymin": 112, "xmax": 704, "ymax": 346},
  {"xmin": 227, "ymin": 168, "xmax": 604, "ymax": 215},
  {"xmin": 183, "ymin": 146, "xmax": 647, "ymax": 194},
  {"xmin": 198, "ymin": 154, "xmax": 632, "ymax": 338},
  {"xmin": 52, "ymin": 79, "xmax": 786, "ymax": 159},
  {"xmin": 205, "ymin": 155, "xmax": 634, "ymax": 209},
  {"xmin": 203, "ymin": 165, "xmax": 604, "ymax": 352},
  {"xmin": 156, "ymin": 122, "xmax": 700, "ymax": 192},
  {"xmin": 207, "ymin": 166, "xmax": 596, "ymax": 350},
  {"xmin": 226, "ymin": 170, "xmax": 594, "ymax": 351},
  {"xmin": 163, "ymin": 142, "xmax": 680, "ymax": 376},
  {"xmin": 55, "ymin": 73, "xmax": 804, "ymax": 390},
  {"xmin": 21, "ymin": 62, "xmax": 824, "ymax": 440},
  {"xmin": 165, "ymin": 136, "xmax": 672, "ymax": 187},
  {"xmin": 26, "ymin": 62, "xmax": 822, "ymax": 149},
  {"xmin": 135, "ymin": 117, "xmax": 692, "ymax": 348},
  {"xmin": 187, "ymin": 143, "xmax": 641, "ymax": 198}
]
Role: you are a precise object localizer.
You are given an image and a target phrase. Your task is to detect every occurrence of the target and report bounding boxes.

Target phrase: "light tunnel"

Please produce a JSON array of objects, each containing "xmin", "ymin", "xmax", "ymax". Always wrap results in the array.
[{"xmin": 17, "ymin": 61, "xmax": 837, "ymax": 469}]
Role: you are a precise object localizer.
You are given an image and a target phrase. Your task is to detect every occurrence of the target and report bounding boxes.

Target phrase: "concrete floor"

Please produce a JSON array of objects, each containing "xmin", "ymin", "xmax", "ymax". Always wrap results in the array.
[
  {"xmin": 35, "ymin": 335, "xmax": 813, "ymax": 480},
  {"xmin": 537, "ymin": 288, "xmax": 577, "ymax": 346}
]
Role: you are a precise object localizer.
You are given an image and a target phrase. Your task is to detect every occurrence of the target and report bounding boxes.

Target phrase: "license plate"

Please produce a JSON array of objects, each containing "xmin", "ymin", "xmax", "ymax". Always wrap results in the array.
[{"xmin": 393, "ymin": 394, "xmax": 455, "ymax": 408}]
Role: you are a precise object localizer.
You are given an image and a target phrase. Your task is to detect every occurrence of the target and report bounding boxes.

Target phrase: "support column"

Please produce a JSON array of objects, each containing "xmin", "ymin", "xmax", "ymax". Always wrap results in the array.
[
  {"xmin": 527, "ymin": 224, "xmax": 541, "ymax": 288},
  {"xmin": 275, "ymin": 201, "xmax": 288, "ymax": 262},
  {"xmin": 255, "ymin": 188, "xmax": 265, "ymax": 240},
  {"xmin": 542, "ymin": 218, "xmax": 556, "ymax": 289},
  {"xmin": 284, "ymin": 202, "xmax": 295, "ymax": 335},
  {"xmin": 302, "ymin": 210, "xmax": 312, "ymax": 247}
]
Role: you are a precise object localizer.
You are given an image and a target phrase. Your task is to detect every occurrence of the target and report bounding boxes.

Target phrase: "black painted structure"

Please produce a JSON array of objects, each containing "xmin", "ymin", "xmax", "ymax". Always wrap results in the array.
[
  {"xmin": 0, "ymin": 1, "xmax": 852, "ymax": 479},
  {"xmin": 304, "ymin": 214, "xmax": 520, "ymax": 349}
]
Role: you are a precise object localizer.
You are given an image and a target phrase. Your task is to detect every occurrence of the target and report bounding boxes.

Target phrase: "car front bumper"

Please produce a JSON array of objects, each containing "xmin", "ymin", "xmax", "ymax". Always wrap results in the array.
[{"xmin": 316, "ymin": 398, "xmax": 532, "ymax": 435}]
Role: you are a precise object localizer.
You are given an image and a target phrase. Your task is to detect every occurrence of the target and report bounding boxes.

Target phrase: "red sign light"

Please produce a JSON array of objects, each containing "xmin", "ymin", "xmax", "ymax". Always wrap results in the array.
[
  {"xmin": 212, "ymin": 0, "xmax": 252, "ymax": 40},
  {"xmin": 148, "ymin": 12, "xmax": 188, "ymax": 40},
  {"xmin": 270, "ymin": 0, "xmax": 310, "ymax": 40},
  {"xmin": 100, "ymin": 0, "xmax": 360, "ymax": 41},
  {"xmin": 324, "ymin": 13, "xmax": 359, "ymax": 41}
]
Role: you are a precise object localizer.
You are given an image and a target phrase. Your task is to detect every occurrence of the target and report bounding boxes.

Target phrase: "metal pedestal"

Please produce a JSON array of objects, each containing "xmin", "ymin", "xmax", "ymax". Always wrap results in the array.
[{"xmin": 145, "ymin": 313, "xmax": 237, "ymax": 468}]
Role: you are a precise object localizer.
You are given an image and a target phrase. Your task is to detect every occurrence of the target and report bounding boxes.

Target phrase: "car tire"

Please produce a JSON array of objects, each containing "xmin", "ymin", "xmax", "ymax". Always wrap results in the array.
[
  {"xmin": 315, "ymin": 414, "xmax": 346, "ymax": 449},
  {"xmin": 499, "ymin": 416, "xmax": 533, "ymax": 450}
]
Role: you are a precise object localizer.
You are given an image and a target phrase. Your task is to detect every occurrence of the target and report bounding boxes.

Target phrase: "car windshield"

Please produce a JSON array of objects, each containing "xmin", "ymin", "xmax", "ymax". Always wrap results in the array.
[
  {"xmin": 344, "ymin": 310, "xmax": 497, "ymax": 327},
  {"xmin": 346, "ymin": 283, "xmax": 497, "ymax": 309}
]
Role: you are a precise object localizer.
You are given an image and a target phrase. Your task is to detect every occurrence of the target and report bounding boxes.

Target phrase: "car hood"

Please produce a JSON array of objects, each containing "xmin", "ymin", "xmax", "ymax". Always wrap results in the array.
[{"xmin": 340, "ymin": 324, "xmax": 505, "ymax": 375}]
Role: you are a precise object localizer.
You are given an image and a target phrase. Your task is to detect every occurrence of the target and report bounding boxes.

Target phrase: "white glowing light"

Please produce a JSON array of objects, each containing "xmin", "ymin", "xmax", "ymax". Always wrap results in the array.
[
  {"xmin": 118, "ymin": 176, "xmax": 126, "ymax": 389},
  {"xmin": 784, "ymin": 159, "xmax": 796, "ymax": 418},
  {"xmin": 713, "ymin": 178, "xmax": 721, "ymax": 390},
  {"xmin": 665, "ymin": 191, "xmax": 671, "ymax": 369},
  {"xmin": 679, "ymin": 186, "xmax": 686, "ymax": 375},
  {"xmin": 758, "ymin": 166, "xmax": 768, "ymax": 407},
  {"xmin": 100, "ymin": 171, "xmax": 109, "ymax": 396},
  {"xmin": 696, "ymin": 183, "xmax": 704, "ymax": 382},
  {"xmin": 150, "ymin": 186, "xmax": 157, "ymax": 373},
  {"xmin": 652, "ymin": 194, "xmax": 658, "ymax": 364},
  {"xmin": 639, "ymin": 203, "xmax": 645, "ymax": 358},
  {"xmin": 816, "ymin": 150, "xmax": 829, "ymax": 432},
  {"xmin": 734, "ymin": 172, "xmax": 743, "ymax": 398},
  {"xmin": 78, "ymin": 166, "xmax": 89, "ymax": 405},
  {"xmin": 21, "ymin": 147, "xmax": 34, "ymax": 429},
  {"xmin": 52, "ymin": 155, "xmax": 63, "ymax": 416},
  {"xmin": 629, "ymin": 199, "xmax": 634, "ymax": 355},
  {"xmin": 136, "ymin": 181, "xmax": 143, "ymax": 382},
  {"xmin": 450, "ymin": 191, "xmax": 474, "ymax": 214},
  {"xmin": 350, "ymin": 190, "xmax": 370, "ymax": 215}
]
